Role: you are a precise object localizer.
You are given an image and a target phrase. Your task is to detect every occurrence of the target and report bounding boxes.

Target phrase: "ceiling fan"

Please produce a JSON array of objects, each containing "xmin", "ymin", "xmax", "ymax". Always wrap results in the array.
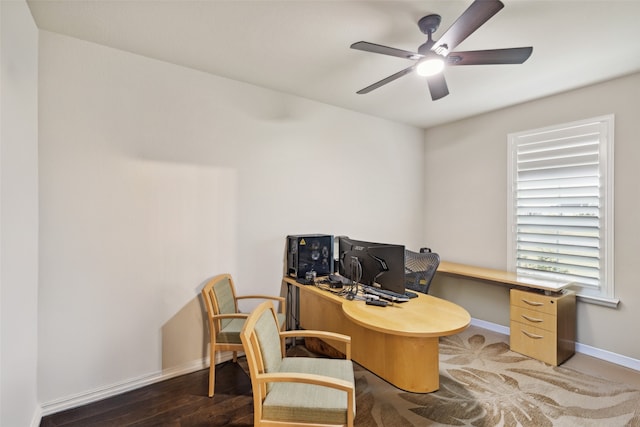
[{"xmin": 351, "ymin": 0, "xmax": 533, "ymax": 100}]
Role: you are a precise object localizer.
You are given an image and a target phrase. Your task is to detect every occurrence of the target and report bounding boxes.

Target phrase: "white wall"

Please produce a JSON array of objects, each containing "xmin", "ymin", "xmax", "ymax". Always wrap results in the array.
[
  {"xmin": 0, "ymin": 1, "xmax": 40, "ymax": 425},
  {"xmin": 37, "ymin": 31, "xmax": 425, "ymax": 409},
  {"xmin": 424, "ymin": 72, "xmax": 640, "ymax": 361}
]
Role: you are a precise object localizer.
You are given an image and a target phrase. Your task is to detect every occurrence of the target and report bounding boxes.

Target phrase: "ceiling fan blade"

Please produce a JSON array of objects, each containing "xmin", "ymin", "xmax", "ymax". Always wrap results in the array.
[
  {"xmin": 433, "ymin": 0, "xmax": 504, "ymax": 54},
  {"xmin": 356, "ymin": 65, "xmax": 416, "ymax": 94},
  {"xmin": 351, "ymin": 41, "xmax": 422, "ymax": 60},
  {"xmin": 447, "ymin": 47, "xmax": 533, "ymax": 65},
  {"xmin": 427, "ymin": 73, "xmax": 449, "ymax": 100}
]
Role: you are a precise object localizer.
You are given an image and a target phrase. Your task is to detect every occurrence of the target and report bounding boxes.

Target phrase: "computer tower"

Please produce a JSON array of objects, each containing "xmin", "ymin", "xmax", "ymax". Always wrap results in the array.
[{"xmin": 286, "ymin": 234, "xmax": 333, "ymax": 278}]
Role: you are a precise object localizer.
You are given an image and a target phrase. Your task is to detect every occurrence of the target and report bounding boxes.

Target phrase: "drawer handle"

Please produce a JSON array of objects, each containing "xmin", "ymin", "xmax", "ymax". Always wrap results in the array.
[
  {"xmin": 522, "ymin": 330, "xmax": 544, "ymax": 339},
  {"xmin": 521, "ymin": 314, "xmax": 543, "ymax": 323},
  {"xmin": 521, "ymin": 298, "xmax": 544, "ymax": 307}
]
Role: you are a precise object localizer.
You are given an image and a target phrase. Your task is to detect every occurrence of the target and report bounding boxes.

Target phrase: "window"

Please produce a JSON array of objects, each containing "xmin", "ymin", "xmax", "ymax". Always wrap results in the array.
[{"xmin": 507, "ymin": 115, "xmax": 616, "ymax": 306}]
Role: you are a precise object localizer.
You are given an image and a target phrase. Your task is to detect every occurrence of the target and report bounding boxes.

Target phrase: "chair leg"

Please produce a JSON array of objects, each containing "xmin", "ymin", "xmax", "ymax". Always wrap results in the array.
[
  {"xmin": 208, "ymin": 345, "xmax": 215, "ymax": 397},
  {"xmin": 232, "ymin": 351, "xmax": 237, "ymax": 363}
]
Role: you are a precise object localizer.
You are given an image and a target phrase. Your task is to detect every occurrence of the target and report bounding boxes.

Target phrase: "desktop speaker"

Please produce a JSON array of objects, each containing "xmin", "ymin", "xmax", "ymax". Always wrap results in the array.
[{"xmin": 286, "ymin": 234, "xmax": 333, "ymax": 278}]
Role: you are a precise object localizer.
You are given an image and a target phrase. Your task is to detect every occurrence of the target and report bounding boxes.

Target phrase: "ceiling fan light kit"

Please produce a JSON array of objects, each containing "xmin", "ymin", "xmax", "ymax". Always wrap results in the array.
[
  {"xmin": 351, "ymin": 0, "xmax": 532, "ymax": 101},
  {"xmin": 416, "ymin": 56, "xmax": 445, "ymax": 77}
]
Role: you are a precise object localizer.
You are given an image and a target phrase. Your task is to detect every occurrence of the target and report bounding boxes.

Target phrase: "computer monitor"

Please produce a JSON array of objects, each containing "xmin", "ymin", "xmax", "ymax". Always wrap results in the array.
[{"xmin": 337, "ymin": 236, "xmax": 406, "ymax": 295}]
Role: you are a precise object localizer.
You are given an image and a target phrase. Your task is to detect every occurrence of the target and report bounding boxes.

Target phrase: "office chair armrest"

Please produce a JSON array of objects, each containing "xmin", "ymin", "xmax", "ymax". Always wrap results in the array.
[{"xmin": 280, "ymin": 330, "xmax": 351, "ymax": 359}]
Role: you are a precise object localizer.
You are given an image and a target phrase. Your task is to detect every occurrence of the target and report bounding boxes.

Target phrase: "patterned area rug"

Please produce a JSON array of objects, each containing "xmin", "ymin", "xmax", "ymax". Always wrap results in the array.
[{"xmin": 350, "ymin": 326, "xmax": 640, "ymax": 426}]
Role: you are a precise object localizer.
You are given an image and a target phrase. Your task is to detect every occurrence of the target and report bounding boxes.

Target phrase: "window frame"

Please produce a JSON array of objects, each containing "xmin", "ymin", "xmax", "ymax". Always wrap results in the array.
[{"xmin": 507, "ymin": 115, "xmax": 617, "ymax": 307}]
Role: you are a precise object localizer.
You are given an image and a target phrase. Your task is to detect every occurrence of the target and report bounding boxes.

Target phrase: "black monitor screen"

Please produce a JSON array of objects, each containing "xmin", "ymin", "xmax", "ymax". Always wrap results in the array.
[{"xmin": 338, "ymin": 236, "xmax": 405, "ymax": 295}]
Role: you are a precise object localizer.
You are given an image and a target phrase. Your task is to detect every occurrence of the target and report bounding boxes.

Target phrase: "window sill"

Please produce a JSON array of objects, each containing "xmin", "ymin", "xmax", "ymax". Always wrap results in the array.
[{"xmin": 576, "ymin": 293, "xmax": 620, "ymax": 308}]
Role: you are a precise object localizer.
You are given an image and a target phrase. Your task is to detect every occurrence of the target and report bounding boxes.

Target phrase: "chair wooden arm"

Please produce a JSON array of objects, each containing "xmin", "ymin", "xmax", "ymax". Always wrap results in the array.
[
  {"xmin": 235, "ymin": 295, "xmax": 286, "ymax": 313},
  {"xmin": 257, "ymin": 372, "xmax": 354, "ymax": 393},
  {"xmin": 280, "ymin": 330, "xmax": 351, "ymax": 359},
  {"xmin": 213, "ymin": 313, "xmax": 249, "ymax": 320},
  {"xmin": 280, "ymin": 330, "xmax": 350, "ymax": 343},
  {"xmin": 236, "ymin": 295, "xmax": 285, "ymax": 301}
]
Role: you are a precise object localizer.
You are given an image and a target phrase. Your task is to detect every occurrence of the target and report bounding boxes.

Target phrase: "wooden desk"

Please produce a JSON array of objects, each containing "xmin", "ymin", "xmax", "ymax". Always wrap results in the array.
[
  {"xmin": 284, "ymin": 277, "xmax": 470, "ymax": 393},
  {"xmin": 435, "ymin": 261, "xmax": 576, "ymax": 365},
  {"xmin": 437, "ymin": 261, "xmax": 574, "ymax": 293}
]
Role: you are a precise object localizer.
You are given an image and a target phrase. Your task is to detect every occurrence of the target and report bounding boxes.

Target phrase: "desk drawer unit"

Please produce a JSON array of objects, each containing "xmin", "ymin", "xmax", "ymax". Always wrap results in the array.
[{"xmin": 510, "ymin": 288, "xmax": 576, "ymax": 366}]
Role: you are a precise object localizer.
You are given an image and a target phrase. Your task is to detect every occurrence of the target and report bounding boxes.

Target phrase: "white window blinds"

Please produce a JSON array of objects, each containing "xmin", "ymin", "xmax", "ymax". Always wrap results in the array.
[{"xmin": 508, "ymin": 115, "xmax": 615, "ymax": 303}]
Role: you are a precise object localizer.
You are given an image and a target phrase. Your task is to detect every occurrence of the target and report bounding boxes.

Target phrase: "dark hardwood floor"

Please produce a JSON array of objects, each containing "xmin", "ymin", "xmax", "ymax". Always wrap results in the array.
[{"xmin": 40, "ymin": 361, "xmax": 254, "ymax": 427}]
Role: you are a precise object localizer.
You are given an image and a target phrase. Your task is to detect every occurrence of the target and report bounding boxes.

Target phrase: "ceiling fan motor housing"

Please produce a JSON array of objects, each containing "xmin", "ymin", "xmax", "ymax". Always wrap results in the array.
[{"xmin": 418, "ymin": 14, "xmax": 441, "ymax": 35}]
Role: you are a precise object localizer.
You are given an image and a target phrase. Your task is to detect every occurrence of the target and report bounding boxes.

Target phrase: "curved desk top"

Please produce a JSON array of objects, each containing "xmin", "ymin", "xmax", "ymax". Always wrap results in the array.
[
  {"xmin": 284, "ymin": 277, "xmax": 470, "ymax": 339},
  {"xmin": 341, "ymin": 293, "xmax": 470, "ymax": 338}
]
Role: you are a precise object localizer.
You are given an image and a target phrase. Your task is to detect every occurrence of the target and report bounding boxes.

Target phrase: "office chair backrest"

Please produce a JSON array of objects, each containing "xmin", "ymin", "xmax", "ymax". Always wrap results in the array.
[{"xmin": 405, "ymin": 249, "xmax": 441, "ymax": 294}]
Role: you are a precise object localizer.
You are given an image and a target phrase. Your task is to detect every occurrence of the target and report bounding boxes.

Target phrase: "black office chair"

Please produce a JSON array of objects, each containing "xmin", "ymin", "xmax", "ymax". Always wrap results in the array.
[{"xmin": 405, "ymin": 248, "xmax": 440, "ymax": 294}]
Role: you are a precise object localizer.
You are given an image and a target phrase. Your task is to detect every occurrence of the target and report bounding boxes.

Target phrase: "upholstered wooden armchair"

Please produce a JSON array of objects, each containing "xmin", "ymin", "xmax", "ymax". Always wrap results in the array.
[
  {"xmin": 201, "ymin": 273, "xmax": 286, "ymax": 397},
  {"xmin": 241, "ymin": 300, "xmax": 355, "ymax": 427}
]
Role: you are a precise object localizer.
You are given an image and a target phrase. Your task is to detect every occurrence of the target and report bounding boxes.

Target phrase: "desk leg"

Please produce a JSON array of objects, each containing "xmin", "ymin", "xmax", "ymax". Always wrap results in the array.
[
  {"xmin": 378, "ymin": 334, "xmax": 440, "ymax": 393},
  {"xmin": 284, "ymin": 280, "xmax": 300, "ymax": 331}
]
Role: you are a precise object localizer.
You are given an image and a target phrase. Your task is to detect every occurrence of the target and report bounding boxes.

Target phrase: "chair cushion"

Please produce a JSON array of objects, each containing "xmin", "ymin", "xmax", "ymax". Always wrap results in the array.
[
  {"xmin": 263, "ymin": 357, "xmax": 355, "ymax": 424},
  {"xmin": 216, "ymin": 318, "xmax": 245, "ymax": 344}
]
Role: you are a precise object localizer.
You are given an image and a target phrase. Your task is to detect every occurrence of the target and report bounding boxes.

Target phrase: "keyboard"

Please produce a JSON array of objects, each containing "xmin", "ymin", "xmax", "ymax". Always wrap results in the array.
[{"xmin": 361, "ymin": 285, "xmax": 410, "ymax": 302}]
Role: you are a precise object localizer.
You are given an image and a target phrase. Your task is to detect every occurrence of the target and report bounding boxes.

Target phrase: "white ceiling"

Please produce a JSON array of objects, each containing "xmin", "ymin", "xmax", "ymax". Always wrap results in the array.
[{"xmin": 26, "ymin": 0, "xmax": 640, "ymax": 129}]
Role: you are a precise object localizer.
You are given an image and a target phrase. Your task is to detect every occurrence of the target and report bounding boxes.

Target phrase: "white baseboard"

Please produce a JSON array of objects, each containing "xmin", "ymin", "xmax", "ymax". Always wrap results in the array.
[
  {"xmin": 470, "ymin": 317, "xmax": 640, "ymax": 372},
  {"xmin": 39, "ymin": 351, "xmax": 237, "ymax": 417},
  {"xmin": 40, "ymin": 359, "xmax": 206, "ymax": 416},
  {"xmin": 575, "ymin": 342, "xmax": 640, "ymax": 371},
  {"xmin": 30, "ymin": 405, "xmax": 43, "ymax": 427},
  {"xmin": 470, "ymin": 318, "xmax": 510, "ymax": 335}
]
